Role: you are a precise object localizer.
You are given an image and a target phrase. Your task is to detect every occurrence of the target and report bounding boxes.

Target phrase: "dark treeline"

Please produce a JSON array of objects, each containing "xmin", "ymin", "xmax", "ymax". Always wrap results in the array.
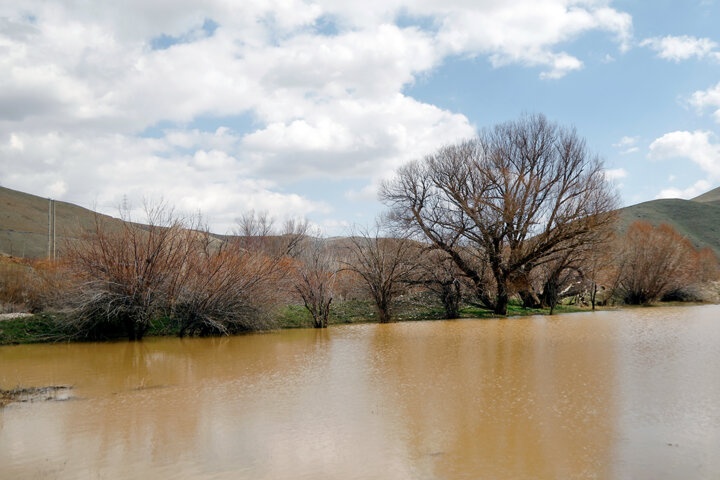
[{"xmin": 1, "ymin": 115, "xmax": 718, "ymax": 341}]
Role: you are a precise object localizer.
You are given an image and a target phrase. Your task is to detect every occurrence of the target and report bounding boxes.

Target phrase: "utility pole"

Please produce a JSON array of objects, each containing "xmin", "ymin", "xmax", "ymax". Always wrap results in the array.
[
  {"xmin": 48, "ymin": 198, "xmax": 52, "ymax": 260},
  {"xmin": 52, "ymin": 199, "xmax": 56, "ymax": 261},
  {"xmin": 48, "ymin": 198, "xmax": 57, "ymax": 261}
]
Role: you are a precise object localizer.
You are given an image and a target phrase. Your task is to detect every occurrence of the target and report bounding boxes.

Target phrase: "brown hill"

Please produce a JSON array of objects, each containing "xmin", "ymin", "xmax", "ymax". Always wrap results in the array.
[
  {"xmin": 0, "ymin": 186, "xmax": 127, "ymax": 259},
  {"xmin": 3, "ymin": 183, "xmax": 720, "ymax": 259},
  {"xmin": 691, "ymin": 186, "xmax": 720, "ymax": 204}
]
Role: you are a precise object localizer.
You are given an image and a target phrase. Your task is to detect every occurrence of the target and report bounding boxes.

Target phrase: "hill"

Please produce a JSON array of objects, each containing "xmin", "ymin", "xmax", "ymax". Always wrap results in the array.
[
  {"xmin": 691, "ymin": 186, "xmax": 720, "ymax": 204},
  {"xmin": 3, "ymin": 184, "xmax": 720, "ymax": 258},
  {"xmin": 0, "ymin": 186, "xmax": 128, "ymax": 259},
  {"xmin": 618, "ymin": 187, "xmax": 720, "ymax": 256},
  {"xmin": 0, "ymin": 186, "xmax": 265, "ymax": 259}
]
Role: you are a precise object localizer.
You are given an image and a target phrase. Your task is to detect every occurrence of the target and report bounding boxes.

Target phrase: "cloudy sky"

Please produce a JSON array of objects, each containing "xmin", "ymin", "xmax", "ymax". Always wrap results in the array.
[{"xmin": 1, "ymin": 1, "xmax": 719, "ymax": 234}]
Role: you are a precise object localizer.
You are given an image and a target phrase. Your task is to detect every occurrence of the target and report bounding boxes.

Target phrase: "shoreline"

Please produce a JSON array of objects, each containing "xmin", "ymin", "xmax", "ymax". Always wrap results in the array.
[{"xmin": 1, "ymin": 301, "xmax": 712, "ymax": 347}]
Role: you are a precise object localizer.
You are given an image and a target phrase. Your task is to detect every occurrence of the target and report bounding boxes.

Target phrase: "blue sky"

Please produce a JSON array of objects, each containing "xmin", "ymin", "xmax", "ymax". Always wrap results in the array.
[{"xmin": 1, "ymin": 1, "xmax": 719, "ymax": 234}]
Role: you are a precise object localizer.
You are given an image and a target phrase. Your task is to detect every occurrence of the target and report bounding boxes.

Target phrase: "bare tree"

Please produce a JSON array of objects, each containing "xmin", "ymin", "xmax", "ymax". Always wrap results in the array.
[
  {"xmin": 578, "ymin": 244, "xmax": 617, "ymax": 310},
  {"xmin": 531, "ymin": 249, "xmax": 583, "ymax": 314},
  {"xmin": 293, "ymin": 237, "xmax": 338, "ymax": 328},
  {"xmin": 235, "ymin": 211, "xmax": 309, "ymax": 257},
  {"xmin": 381, "ymin": 114, "xmax": 618, "ymax": 315},
  {"xmin": 613, "ymin": 221, "xmax": 719, "ymax": 304},
  {"xmin": 409, "ymin": 249, "xmax": 466, "ymax": 319},
  {"xmin": 342, "ymin": 224, "xmax": 418, "ymax": 323}
]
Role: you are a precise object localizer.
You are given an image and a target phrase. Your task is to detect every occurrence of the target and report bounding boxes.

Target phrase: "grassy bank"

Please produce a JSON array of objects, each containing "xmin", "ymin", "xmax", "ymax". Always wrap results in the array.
[
  {"xmin": 0, "ymin": 297, "xmax": 612, "ymax": 346},
  {"xmin": 275, "ymin": 299, "xmax": 594, "ymax": 328}
]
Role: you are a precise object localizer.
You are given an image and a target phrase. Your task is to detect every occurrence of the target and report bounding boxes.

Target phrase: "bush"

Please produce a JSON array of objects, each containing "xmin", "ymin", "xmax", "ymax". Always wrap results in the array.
[
  {"xmin": 173, "ymin": 238, "xmax": 284, "ymax": 336},
  {"xmin": 613, "ymin": 221, "xmax": 719, "ymax": 304},
  {"xmin": 63, "ymin": 204, "xmax": 191, "ymax": 340}
]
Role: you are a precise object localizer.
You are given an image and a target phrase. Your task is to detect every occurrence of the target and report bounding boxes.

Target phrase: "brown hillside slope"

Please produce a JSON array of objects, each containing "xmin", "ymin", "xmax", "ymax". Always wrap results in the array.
[
  {"xmin": 0, "ymin": 186, "xmax": 125, "ymax": 259},
  {"xmin": 692, "ymin": 186, "xmax": 720, "ymax": 204},
  {"xmin": 4, "ymin": 183, "xmax": 720, "ymax": 259}
]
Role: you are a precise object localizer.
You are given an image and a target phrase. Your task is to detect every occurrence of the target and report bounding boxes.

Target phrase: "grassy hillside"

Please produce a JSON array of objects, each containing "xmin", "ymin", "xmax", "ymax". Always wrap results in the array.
[
  {"xmin": 0, "ymin": 186, "xmax": 236, "ymax": 259},
  {"xmin": 0, "ymin": 186, "xmax": 126, "ymax": 259},
  {"xmin": 3, "ymin": 183, "xmax": 720, "ymax": 259},
  {"xmin": 618, "ymin": 195, "xmax": 720, "ymax": 256}
]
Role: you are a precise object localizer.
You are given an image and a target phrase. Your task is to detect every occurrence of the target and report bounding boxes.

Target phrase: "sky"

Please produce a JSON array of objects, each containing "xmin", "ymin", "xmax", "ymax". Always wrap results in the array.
[{"xmin": 1, "ymin": 0, "xmax": 720, "ymax": 235}]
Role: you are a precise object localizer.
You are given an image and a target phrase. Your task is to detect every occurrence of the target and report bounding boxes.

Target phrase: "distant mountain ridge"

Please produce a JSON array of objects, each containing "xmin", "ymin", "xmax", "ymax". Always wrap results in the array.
[{"xmin": 2, "ymin": 184, "xmax": 720, "ymax": 258}]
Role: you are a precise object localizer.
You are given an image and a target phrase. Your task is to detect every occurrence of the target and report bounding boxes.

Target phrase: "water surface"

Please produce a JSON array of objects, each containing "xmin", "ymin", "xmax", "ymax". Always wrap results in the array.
[{"xmin": 2, "ymin": 305, "xmax": 720, "ymax": 479}]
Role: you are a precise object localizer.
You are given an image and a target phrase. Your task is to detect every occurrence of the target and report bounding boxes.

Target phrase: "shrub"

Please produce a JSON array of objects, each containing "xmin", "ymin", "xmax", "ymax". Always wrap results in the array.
[
  {"xmin": 613, "ymin": 221, "xmax": 719, "ymax": 304},
  {"xmin": 63, "ymin": 204, "xmax": 191, "ymax": 340}
]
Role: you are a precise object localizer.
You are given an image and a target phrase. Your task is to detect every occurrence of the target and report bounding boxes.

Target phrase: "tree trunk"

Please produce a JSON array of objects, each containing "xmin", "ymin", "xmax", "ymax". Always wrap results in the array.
[
  {"xmin": 317, "ymin": 299, "xmax": 331, "ymax": 328},
  {"xmin": 440, "ymin": 282, "xmax": 461, "ymax": 319},
  {"xmin": 519, "ymin": 289, "xmax": 542, "ymax": 309},
  {"xmin": 494, "ymin": 290, "xmax": 508, "ymax": 315},
  {"xmin": 377, "ymin": 308, "xmax": 391, "ymax": 323},
  {"xmin": 123, "ymin": 315, "xmax": 142, "ymax": 341}
]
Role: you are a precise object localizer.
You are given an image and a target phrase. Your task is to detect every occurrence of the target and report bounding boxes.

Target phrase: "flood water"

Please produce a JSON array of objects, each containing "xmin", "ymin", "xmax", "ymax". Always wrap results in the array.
[{"xmin": 2, "ymin": 305, "xmax": 720, "ymax": 479}]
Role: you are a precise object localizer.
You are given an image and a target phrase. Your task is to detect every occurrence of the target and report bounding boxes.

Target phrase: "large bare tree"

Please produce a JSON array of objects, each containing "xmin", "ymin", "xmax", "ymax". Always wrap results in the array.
[{"xmin": 381, "ymin": 114, "xmax": 617, "ymax": 315}]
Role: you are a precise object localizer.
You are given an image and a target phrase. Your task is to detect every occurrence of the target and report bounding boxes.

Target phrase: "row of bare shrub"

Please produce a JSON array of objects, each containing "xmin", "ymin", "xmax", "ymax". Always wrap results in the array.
[
  {"xmin": 5, "ymin": 213, "xmax": 717, "ymax": 339},
  {"xmin": 50, "ymin": 206, "xmax": 305, "ymax": 340}
]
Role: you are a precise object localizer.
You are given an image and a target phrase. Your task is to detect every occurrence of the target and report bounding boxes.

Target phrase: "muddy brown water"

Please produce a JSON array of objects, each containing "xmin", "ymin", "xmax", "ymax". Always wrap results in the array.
[{"xmin": 1, "ymin": 305, "xmax": 720, "ymax": 479}]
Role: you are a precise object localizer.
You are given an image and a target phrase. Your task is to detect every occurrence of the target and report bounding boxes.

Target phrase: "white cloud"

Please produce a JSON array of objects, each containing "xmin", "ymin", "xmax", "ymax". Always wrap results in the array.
[
  {"xmin": 649, "ymin": 130, "xmax": 720, "ymax": 200},
  {"xmin": 690, "ymin": 81, "xmax": 720, "ymax": 123},
  {"xmin": 0, "ymin": 0, "xmax": 635, "ymax": 231},
  {"xmin": 604, "ymin": 167, "xmax": 628, "ymax": 180},
  {"xmin": 317, "ymin": 218, "xmax": 351, "ymax": 234},
  {"xmin": 345, "ymin": 184, "xmax": 378, "ymax": 203},
  {"xmin": 656, "ymin": 180, "xmax": 712, "ymax": 200},
  {"xmin": 242, "ymin": 94, "xmax": 474, "ymax": 180},
  {"xmin": 648, "ymin": 130, "xmax": 720, "ymax": 179},
  {"xmin": 613, "ymin": 136, "xmax": 637, "ymax": 148},
  {"xmin": 0, "ymin": 131, "xmax": 329, "ymax": 233},
  {"xmin": 640, "ymin": 35, "xmax": 719, "ymax": 62},
  {"xmin": 612, "ymin": 136, "xmax": 639, "ymax": 154},
  {"xmin": 430, "ymin": 2, "xmax": 631, "ymax": 78}
]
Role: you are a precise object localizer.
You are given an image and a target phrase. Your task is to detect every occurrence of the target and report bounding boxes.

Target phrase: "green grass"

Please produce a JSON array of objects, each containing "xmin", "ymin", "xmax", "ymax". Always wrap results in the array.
[
  {"xmin": 0, "ymin": 313, "xmax": 184, "ymax": 345},
  {"xmin": 147, "ymin": 316, "xmax": 181, "ymax": 337},
  {"xmin": 0, "ymin": 312, "xmax": 71, "ymax": 345},
  {"xmin": 275, "ymin": 296, "xmax": 597, "ymax": 330}
]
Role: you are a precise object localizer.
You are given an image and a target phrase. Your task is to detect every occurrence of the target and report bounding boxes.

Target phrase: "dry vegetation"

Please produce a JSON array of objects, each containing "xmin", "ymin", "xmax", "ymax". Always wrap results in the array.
[
  {"xmin": 612, "ymin": 221, "xmax": 719, "ymax": 304},
  {"xmin": 2, "ymin": 115, "xmax": 718, "ymax": 344},
  {"xmin": 381, "ymin": 114, "xmax": 618, "ymax": 314}
]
